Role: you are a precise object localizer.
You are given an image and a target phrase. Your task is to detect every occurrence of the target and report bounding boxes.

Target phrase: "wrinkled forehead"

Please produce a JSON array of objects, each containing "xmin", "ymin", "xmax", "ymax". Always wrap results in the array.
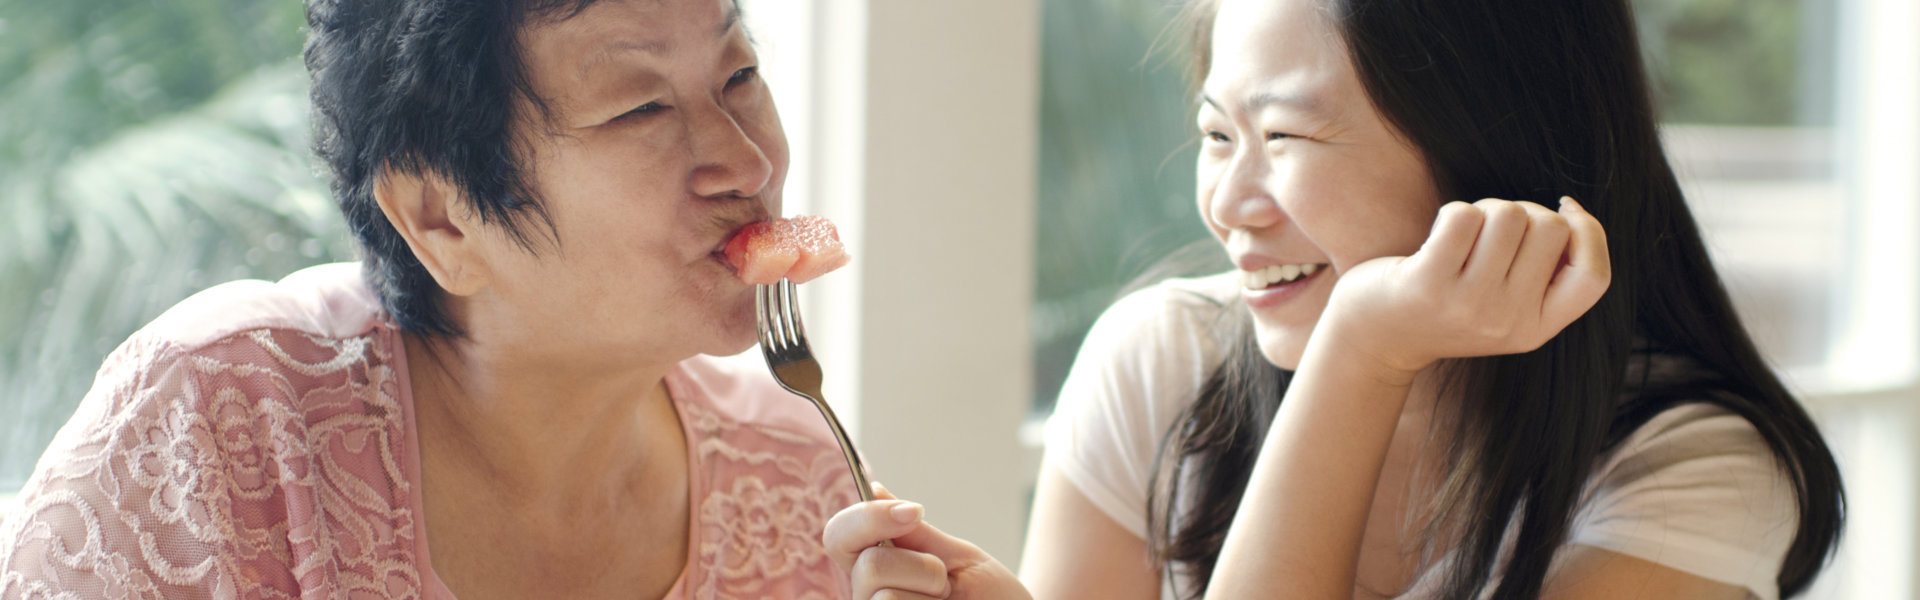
[
  {"xmin": 513, "ymin": 0, "xmax": 741, "ymax": 115},
  {"xmin": 520, "ymin": 0, "xmax": 738, "ymax": 70}
]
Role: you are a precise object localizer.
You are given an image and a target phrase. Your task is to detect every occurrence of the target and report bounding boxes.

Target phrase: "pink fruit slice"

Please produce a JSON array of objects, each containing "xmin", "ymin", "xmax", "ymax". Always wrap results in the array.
[
  {"xmin": 724, "ymin": 215, "xmax": 850, "ymax": 285},
  {"xmin": 784, "ymin": 216, "xmax": 852, "ymax": 284}
]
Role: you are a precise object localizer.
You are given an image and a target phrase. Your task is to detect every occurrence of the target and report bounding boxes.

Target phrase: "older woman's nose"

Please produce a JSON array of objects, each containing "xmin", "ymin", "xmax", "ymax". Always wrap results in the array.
[
  {"xmin": 1207, "ymin": 151, "xmax": 1283, "ymax": 231},
  {"xmin": 687, "ymin": 103, "xmax": 774, "ymax": 199}
]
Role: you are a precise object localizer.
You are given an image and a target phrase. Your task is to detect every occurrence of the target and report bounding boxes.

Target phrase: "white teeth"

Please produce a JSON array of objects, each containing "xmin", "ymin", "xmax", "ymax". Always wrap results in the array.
[{"xmin": 1242, "ymin": 263, "xmax": 1324, "ymax": 290}]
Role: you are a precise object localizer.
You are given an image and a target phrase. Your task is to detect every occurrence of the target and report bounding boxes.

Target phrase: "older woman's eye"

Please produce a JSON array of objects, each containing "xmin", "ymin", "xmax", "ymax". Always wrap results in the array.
[
  {"xmin": 1266, "ymin": 131, "xmax": 1296, "ymax": 141},
  {"xmin": 726, "ymin": 66, "xmax": 758, "ymax": 87},
  {"xmin": 618, "ymin": 101, "xmax": 667, "ymax": 121}
]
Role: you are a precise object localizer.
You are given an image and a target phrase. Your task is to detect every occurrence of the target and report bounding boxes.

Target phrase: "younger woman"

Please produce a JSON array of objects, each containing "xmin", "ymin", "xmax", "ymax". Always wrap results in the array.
[{"xmin": 823, "ymin": 0, "xmax": 1844, "ymax": 598}]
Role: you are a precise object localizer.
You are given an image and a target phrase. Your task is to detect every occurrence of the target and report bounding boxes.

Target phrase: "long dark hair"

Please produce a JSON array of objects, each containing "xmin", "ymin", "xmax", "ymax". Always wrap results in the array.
[{"xmin": 1144, "ymin": 0, "xmax": 1844, "ymax": 598}]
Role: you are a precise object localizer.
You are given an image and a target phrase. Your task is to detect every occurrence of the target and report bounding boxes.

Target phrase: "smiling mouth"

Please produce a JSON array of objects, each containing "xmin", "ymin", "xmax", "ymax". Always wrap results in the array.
[{"xmin": 1242, "ymin": 263, "xmax": 1325, "ymax": 290}]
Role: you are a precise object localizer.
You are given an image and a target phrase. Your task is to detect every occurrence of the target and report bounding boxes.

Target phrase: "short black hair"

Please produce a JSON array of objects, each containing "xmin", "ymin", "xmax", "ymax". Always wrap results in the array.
[{"xmin": 303, "ymin": 0, "xmax": 596, "ymax": 336}]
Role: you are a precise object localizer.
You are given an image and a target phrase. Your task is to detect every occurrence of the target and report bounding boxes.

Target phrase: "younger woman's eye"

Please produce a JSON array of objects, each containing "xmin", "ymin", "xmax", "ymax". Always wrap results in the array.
[
  {"xmin": 1205, "ymin": 130, "xmax": 1230, "ymax": 143},
  {"xmin": 726, "ymin": 66, "xmax": 758, "ymax": 87}
]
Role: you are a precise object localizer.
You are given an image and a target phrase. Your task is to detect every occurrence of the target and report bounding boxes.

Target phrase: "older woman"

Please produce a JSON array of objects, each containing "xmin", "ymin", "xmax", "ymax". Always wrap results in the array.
[{"xmin": 0, "ymin": 0, "xmax": 861, "ymax": 598}]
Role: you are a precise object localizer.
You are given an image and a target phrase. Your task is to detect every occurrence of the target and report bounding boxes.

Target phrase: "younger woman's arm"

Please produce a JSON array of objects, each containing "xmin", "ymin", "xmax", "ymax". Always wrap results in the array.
[{"xmin": 1021, "ymin": 463, "xmax": 1161, "ymax": 600}]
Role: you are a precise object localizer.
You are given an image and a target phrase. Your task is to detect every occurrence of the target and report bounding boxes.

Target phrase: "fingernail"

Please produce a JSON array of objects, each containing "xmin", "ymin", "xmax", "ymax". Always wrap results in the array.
[
  {"xmin": 1559, "ymin": 196, "xmax": 1583, "ymax": 212},
  {"xmin": 890, "ymin": 502, "xmax": 924, "ymax": 524}
]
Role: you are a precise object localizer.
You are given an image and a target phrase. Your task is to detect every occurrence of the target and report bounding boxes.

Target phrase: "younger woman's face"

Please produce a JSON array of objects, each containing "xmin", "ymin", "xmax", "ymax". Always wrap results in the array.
[{"xmin": 1196, "ymin": 0, "xmax": 1443, "ymax": 369}]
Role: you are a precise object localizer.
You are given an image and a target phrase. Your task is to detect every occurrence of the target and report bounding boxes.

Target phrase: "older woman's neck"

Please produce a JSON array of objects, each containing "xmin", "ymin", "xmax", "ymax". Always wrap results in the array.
[{"xmin": 403, "ymin": 330, "xmax": 687, "ymax": 507}]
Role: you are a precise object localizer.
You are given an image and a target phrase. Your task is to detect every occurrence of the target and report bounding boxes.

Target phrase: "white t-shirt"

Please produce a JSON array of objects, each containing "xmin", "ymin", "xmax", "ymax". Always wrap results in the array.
[{"xmin": 1043, "ymin": 273, "xmax": 1799, "ymax": 600}]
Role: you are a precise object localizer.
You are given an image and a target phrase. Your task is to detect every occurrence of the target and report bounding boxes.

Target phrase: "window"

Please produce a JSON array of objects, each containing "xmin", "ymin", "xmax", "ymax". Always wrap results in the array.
[
  {"xmin": 0, "ymin": 0, "xmax": 331, "ymax": 511},
  {"xmin": 1032, "ymin": 0, "xmax": 1209, "ymax": 415}
]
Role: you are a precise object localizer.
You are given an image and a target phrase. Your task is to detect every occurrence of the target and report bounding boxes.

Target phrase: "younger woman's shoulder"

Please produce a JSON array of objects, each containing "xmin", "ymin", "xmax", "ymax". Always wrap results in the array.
[
  {"xmin": 1109, "ymin": 272, "xmax": 1240, "ymax": 322},
  {"xmin": 1082, "ymin": 272, "xmax": 1240, "ymax": 351}
]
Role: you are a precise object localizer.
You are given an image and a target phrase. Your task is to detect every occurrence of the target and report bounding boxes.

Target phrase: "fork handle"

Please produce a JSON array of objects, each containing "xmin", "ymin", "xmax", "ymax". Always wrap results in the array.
[
  {"xmin": 802, "ymin": 395, "xmax": 897, "ymax": 548},
  {"xmin": 806, "ymin": 395, "xmax": 878, "ymax": 503}
]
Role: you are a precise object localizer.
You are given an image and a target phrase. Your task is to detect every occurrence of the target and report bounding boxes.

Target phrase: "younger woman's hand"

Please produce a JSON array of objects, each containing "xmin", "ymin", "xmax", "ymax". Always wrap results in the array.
[
  {"xmin": 1318, "ymin": 197, "xmax": 1611, "ymax": 379},
  {"xmin": 823, "ymin": 485, "xmax": 1033, "ymax": 600}
]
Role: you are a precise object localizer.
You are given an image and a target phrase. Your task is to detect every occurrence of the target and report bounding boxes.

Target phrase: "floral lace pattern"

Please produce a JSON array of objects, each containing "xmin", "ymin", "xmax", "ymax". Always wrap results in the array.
[
  {"xmin": 675, "ymin": 390, "xmax": 858, "ymax": 600},
  {"xmin": 0, "ymin": 264, "xmax": 856, "ymax": 600},
  {"xmin": 0, "ymin": 325, "xmax": 418, "ymax": 600}
]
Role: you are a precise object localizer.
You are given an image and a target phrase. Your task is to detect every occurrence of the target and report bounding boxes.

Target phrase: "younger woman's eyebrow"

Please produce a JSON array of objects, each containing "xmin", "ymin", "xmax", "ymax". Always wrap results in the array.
[{"xmin": 1198, "ymin": 90, "xmax": 1324, "ymax": 115}]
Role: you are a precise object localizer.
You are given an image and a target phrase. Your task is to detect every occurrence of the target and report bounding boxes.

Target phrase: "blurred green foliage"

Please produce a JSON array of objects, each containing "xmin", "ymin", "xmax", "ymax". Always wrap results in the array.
[
  {"xmin": 1032, "ymin": 0, "xmax": 1214, "ymax": 408},
  {"xmin": 1, "ymin": 0, "xmax": 348, "ymax": 485},
  {"xmin": 1634, "ymin": 0, "xmax": 1832, "ymax": 125}
]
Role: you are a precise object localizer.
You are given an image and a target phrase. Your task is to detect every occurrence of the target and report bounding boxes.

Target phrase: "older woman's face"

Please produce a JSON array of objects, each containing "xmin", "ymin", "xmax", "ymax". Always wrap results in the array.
[
  {"xmin": 1196, "ymin": 0, "xmax": 1442, "ymax": 369},
  {"xmin": 477, "ymin": 0, "xmax": 785, "ymax": 363}
]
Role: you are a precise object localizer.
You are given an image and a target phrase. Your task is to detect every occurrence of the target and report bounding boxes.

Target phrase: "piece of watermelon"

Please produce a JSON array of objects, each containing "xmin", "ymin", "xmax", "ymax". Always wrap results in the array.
[
  {"xmin": 784, "ymin": 215, "xmax": 851, "ymax": 284},
  {"xmin": 723, "ymin": 215, "xmax": 850, "ymax": 285}
]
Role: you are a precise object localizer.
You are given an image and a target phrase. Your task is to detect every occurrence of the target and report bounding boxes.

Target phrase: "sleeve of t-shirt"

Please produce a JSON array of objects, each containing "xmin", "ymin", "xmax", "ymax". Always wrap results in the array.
[
  {"xmin": 1041, "ymin": 278, "xmax": 1230, "ymax": 541},
  {"xmin": 1566, "ymin": 403, "xmax": 1799, "ymax": 600}
]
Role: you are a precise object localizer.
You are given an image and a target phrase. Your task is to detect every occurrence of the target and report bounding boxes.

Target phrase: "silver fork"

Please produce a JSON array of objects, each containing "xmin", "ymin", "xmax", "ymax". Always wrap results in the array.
[{"xmin": 756, "ymin": 279, "xmax": 879, "ymax": 506}]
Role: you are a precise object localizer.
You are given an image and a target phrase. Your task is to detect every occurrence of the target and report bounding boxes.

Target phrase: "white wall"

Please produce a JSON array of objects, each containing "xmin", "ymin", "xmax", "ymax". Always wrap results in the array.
[{"xmin": 754, "ymin": 0, "xmax": 1043, "ymax": 565}]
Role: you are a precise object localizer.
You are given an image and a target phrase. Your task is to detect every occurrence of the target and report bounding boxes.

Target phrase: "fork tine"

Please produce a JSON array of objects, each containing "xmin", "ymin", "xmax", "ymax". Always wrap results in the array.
[
  {"xmin": 780, "ymin": 279, "xmax": 811, "ymax": 352},
  {"xmin": 770, "ymin": 280, "xmax": 793, "ymax": 353},
  {"xmin": 752, "ymin": 278, "xmax": 885, "ymax": 511},
  {"xmin": 755, "ymin": 283, "xmax": 778, "ymax": 356}
]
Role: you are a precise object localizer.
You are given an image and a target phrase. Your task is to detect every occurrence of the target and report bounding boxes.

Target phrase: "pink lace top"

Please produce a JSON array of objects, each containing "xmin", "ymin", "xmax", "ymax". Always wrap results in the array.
[{"xmin": 0, "ymin": 263, "xmax": 859, "ymax": 599}]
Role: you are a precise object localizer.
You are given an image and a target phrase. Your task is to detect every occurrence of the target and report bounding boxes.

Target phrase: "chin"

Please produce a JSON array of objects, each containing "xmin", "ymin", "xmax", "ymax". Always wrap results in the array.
[
  {"xmin": 708, "ymin": 332, "xmax": 759, "ymax": 357},
  {"xmin": 704, "ymin": 300, "xmax": 762, "ymax": 356},
  {"xmin": 1253, "ymin": 324, "xmax": 1307, "ymax": 371}
]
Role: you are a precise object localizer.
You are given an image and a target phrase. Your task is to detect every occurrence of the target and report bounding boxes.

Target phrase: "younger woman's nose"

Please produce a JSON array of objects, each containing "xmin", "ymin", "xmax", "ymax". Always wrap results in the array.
[{"xmin": 1208, "ymin": 154, "xmax": 1284, "ymax": 230}]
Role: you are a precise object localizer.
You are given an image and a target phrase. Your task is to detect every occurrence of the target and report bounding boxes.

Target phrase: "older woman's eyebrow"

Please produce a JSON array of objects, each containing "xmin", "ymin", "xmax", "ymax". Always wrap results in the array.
[{"xmin": 577, "ymin": 6, "xmax": 742, "ymax": 77}]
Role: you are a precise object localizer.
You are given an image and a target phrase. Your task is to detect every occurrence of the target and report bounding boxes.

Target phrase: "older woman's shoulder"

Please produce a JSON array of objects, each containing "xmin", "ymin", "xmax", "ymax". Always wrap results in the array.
[
  {"xmin": 52, "ymin": 261, "xmax": 401, "ymax": 445},
  {"xmin": 53, "ymin": 261, "xmax": 407, "ymax": 462},
  {"xmin": 138, "ymin": 262, "xmax": 388, "ymax": 349},
  {"xmin": 2, "ymin": 262, "xmax": 422, "ymax": 597},
  {"xmin": 671, "ymin": 354, "xmax": 826, "ymax": 435},
  {"xmin": 668, "ymin": 354, "xmax": 859, "ymax": 596}
]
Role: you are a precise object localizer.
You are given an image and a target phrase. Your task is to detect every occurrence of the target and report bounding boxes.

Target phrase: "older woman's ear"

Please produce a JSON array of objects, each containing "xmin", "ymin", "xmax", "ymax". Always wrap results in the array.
[{"xmin": 373, "ymin": 166, "xmax": 492, "ymax": 297}]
